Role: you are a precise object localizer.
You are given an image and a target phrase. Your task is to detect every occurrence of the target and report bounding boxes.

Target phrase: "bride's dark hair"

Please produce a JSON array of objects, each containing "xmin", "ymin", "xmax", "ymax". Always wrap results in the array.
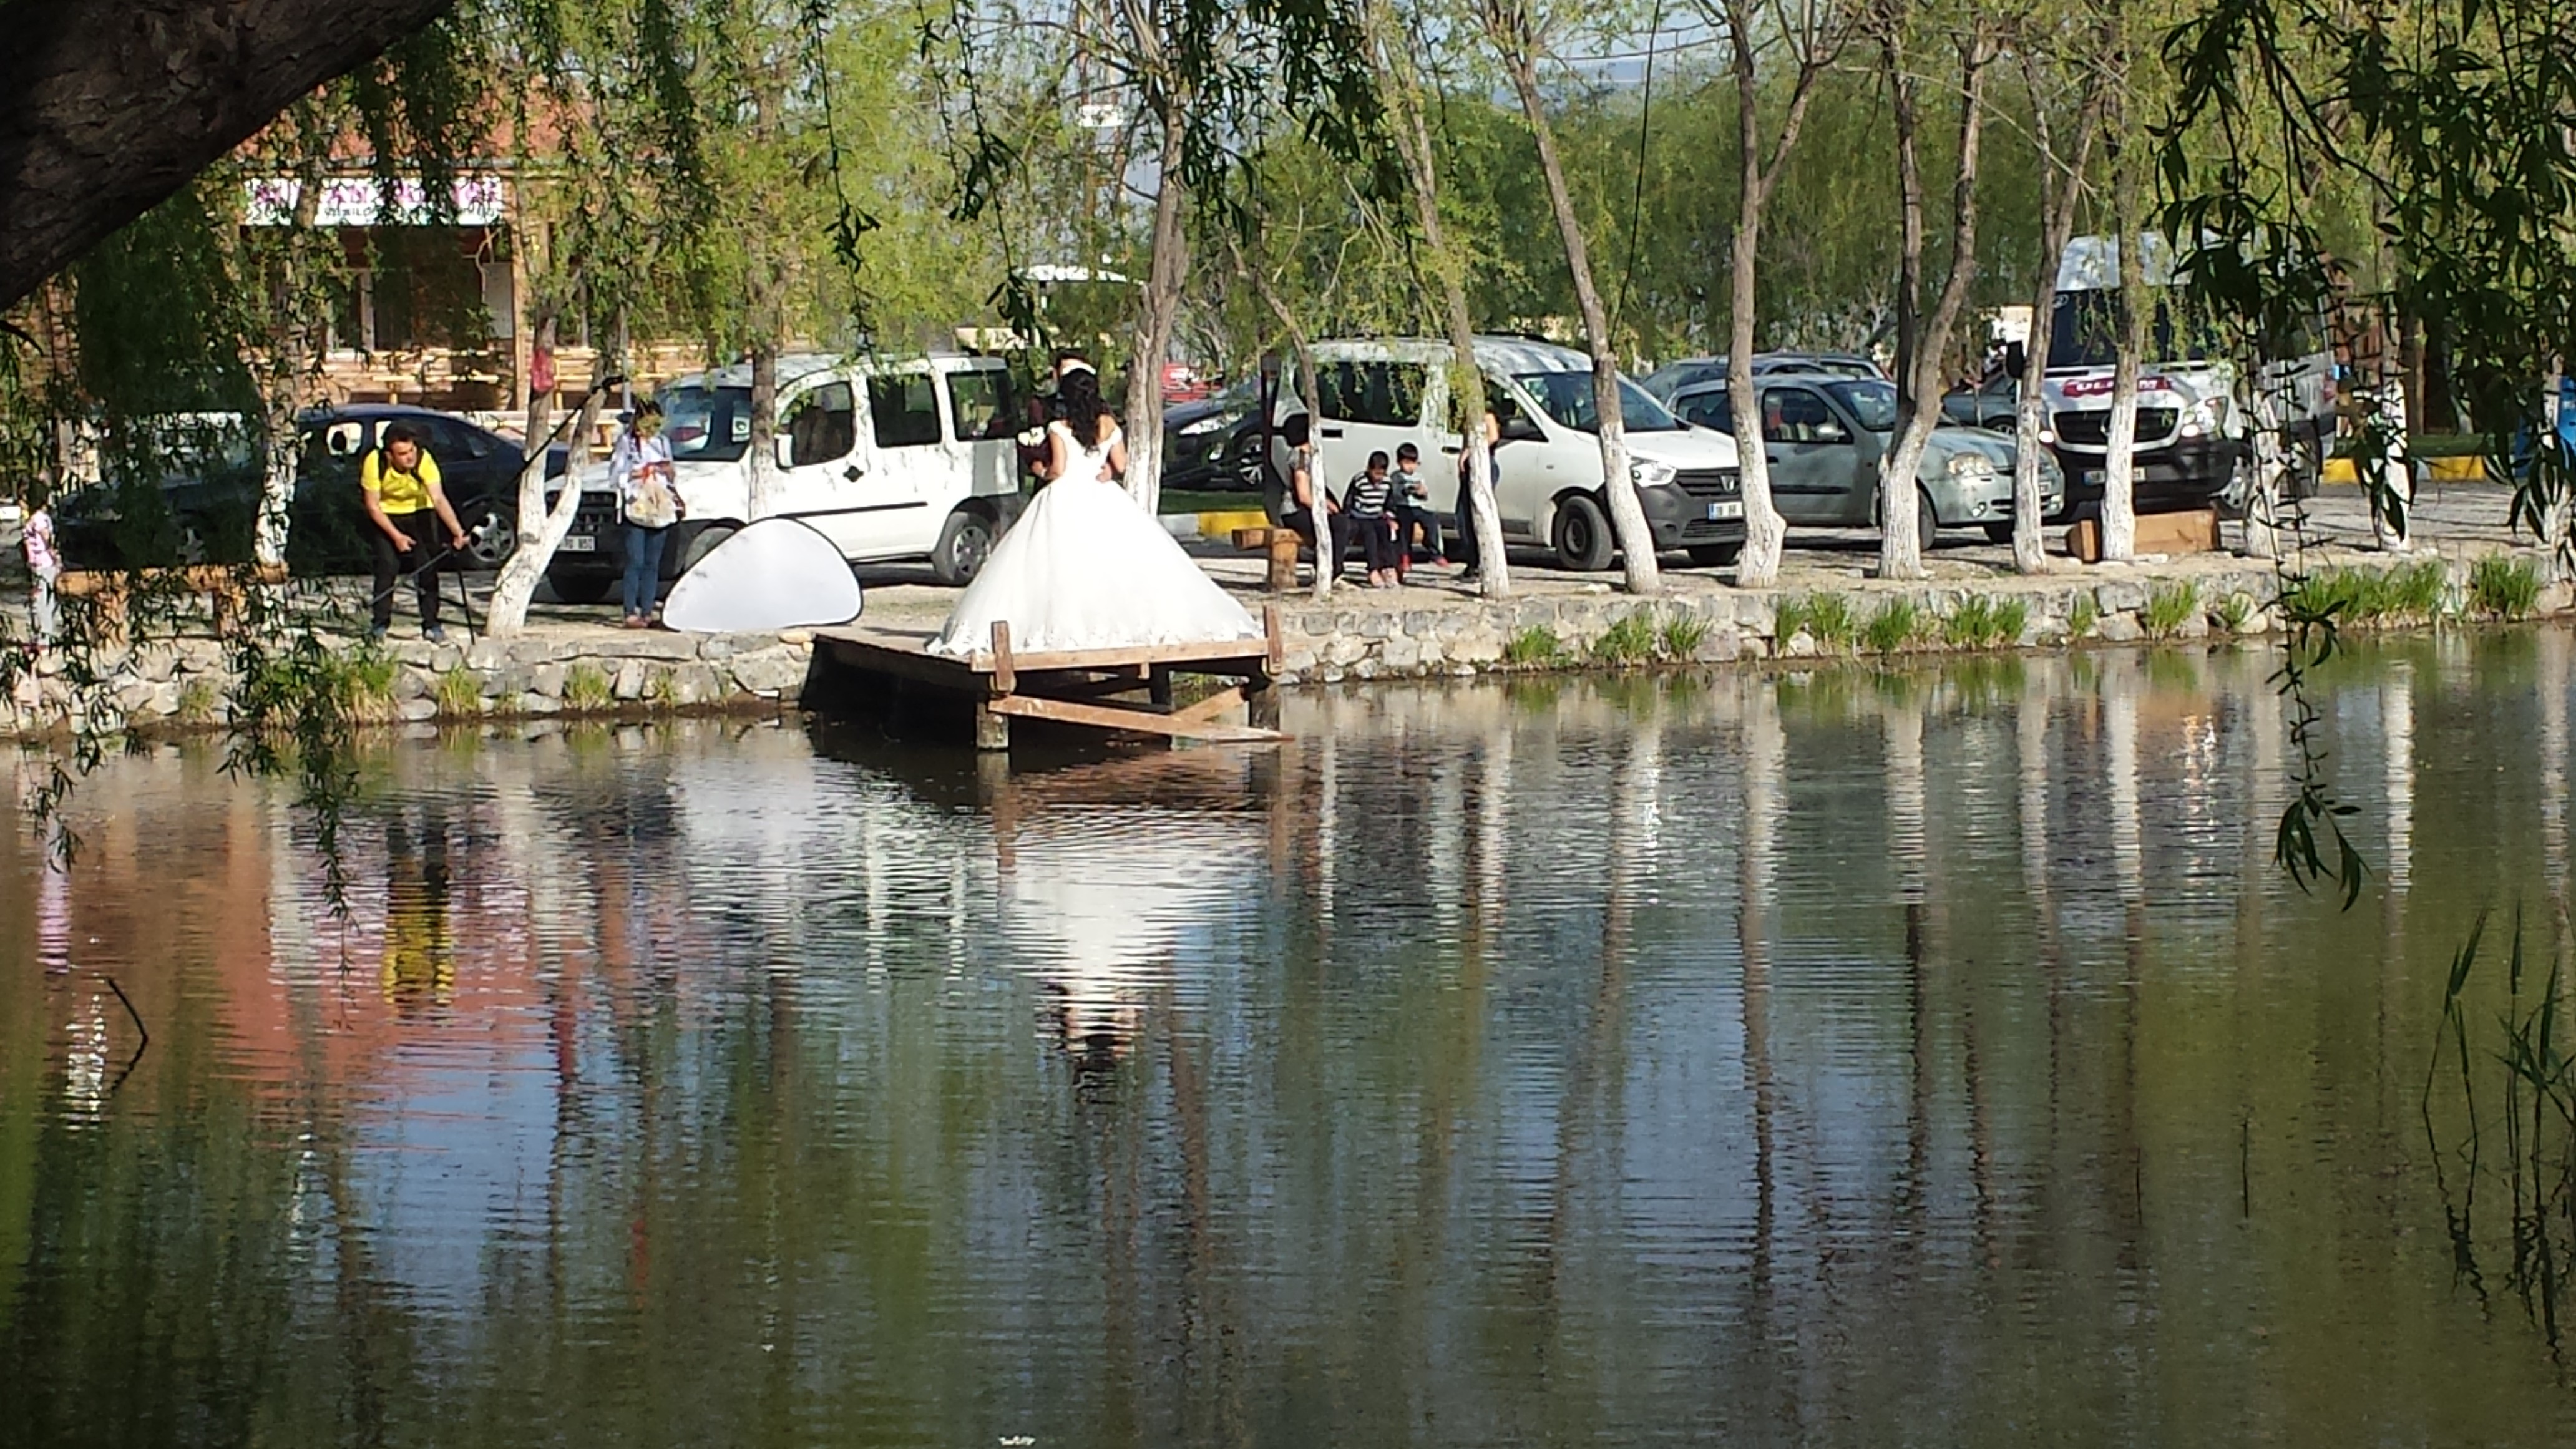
[{"xmin": 1056, "ymin": 366, "xmax": 1113, "ymax": 444}]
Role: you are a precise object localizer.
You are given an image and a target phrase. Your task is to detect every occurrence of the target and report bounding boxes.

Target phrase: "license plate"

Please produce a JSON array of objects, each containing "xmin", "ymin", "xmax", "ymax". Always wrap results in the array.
[
  {"xmin": 1707, "ymin": 500, "xmax": 1744, "ymax": 521},
  {"xmin": 559, "ymin": 534, "xmax": 596, "ymax": 553}
]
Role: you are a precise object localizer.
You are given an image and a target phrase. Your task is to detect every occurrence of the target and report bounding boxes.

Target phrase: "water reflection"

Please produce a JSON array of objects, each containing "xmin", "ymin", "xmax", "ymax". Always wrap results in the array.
[{"xmin": 7, "ymin": 638, "xmax": 2576, "ymax": 1444}]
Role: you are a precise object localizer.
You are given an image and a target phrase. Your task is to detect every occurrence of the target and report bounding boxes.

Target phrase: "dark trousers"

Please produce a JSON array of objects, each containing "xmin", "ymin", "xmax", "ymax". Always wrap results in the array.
[
  {"xmin": 1392, "ymin": 501, "xmax": 1442, "ymax": 561},
  {"xmin": 1456, "ymin": 460, "xmax": 1496, "ymax": 572},
  {"xmin": 1334, "ymin": 510, "xmax": 1397, "ymax": 574},
  {"xmin": 371, "ymin": 509, "xmax": 443, "ymax": 630},
  {"xmin": 622, "ymin": 524, "xmax": 671, "ymax": 617}
]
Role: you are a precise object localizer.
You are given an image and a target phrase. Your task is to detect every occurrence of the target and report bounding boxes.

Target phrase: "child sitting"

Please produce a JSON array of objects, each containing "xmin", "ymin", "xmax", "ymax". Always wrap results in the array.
[{"xmin": 1334, "ymin": 451, "xmax": 1401, "ymax": 588}]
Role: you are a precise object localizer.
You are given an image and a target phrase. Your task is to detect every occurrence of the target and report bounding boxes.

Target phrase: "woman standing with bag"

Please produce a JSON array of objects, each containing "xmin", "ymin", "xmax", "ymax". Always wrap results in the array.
[{"xmin": 610, "ymin": 402, "xmax": 684, "ymax": 628}]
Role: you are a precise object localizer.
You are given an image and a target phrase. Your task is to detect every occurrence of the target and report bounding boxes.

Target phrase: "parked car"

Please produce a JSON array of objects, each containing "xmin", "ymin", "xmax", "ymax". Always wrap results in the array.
[
  {"xmin": 1161, "ymin": 380, "xmax": 1261, "ymax": 492},
  {"xmin": 289, "ymin": 405, "xmax": 567, "ymax": 574},
  {"xmin": 54, "ymin": 406, "xmax": 559, "ymax": 573},
  {"xmin": 1666, "ymin": 372, "xmax": 2066, "ymax": 549},
  {"xmin": 1266, "ymin": 336, "xmax": 1746, "ymax": 570},
  {"xmin": 1641, "ymin": 351, "xmax": 1885, "ymax": 402},
  {"xmin": 544, "ymin": 352, "xmax": 1024, "ymax": 603}
]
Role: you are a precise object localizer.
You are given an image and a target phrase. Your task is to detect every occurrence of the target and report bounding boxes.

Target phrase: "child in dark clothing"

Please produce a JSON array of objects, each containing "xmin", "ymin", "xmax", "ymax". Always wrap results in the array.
[
  {"xmin": 1335, "ymin": 451, "xmax": 1401, "ymax": 587},
  {"xmin": 1389, "ymin": 442, "xmax": 1442, "ymax": 577}
]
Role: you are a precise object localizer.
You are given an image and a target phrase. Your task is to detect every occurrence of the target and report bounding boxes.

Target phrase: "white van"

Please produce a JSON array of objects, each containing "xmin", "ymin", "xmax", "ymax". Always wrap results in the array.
[
  {"xmin": 2038, "ymin": 234, "xmax": 2338, "ymax": 512},
  {"xmin": 1272, "ymin": 336, "xmax": 1746, "ymax": 570},
  {"xmin": 546, "ymin": 352, "xmax": 1025, "ymax": 602}
]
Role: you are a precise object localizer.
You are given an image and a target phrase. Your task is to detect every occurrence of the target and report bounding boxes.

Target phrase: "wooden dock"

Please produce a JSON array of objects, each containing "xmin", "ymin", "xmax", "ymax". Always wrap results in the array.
[{"xmin": 812, "ymin": 606, "xmax": 1287, "ymax": 750}]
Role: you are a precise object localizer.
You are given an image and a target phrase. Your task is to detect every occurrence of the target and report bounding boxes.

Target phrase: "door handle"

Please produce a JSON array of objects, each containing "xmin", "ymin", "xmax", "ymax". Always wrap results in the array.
[
  {"xmin": 1766, "ymin": 454, "xmax": 1782, "ymax": 464},
  {"xmin": 1320, "ymin": 426, "xmax": 1345, "ymax": 439},
  {"xmin": 842, "ymin": 464, "xmax": 864, "ymax": 481}
]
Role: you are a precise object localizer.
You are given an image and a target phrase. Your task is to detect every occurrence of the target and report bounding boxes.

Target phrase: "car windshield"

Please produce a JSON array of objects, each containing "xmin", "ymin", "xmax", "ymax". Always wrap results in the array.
[
  {"xmin": 660, "ymin": 384, "xmax": 756, "ymax": 462},
  {"xmin": 1513, "ymin": 372, "xmax": 1682, "ymax": 433},
  {"xmin": 1825, "ymin": 380, "xmax": 1902, "ymax": 432},
  {"xmin": 2049, "ymin": 290, "xmax": 2223, "ymax": 369}
]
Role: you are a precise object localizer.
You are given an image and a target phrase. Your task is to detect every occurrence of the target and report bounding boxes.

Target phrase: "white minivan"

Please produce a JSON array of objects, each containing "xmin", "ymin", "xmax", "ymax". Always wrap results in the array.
[
  {"xmin": 1272, "ymin": 336, "xmax": 1747, "ymax": 570},
  {"xmin": 546, "ymin": 351, "xmax": 1025, "ymax": 602}
]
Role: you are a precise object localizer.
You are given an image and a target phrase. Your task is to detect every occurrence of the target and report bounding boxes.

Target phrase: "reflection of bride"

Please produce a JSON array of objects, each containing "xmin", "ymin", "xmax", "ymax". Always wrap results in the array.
[{"xmin": 928, "ymin": 364, "xmax": 1262, "ymax": 656}]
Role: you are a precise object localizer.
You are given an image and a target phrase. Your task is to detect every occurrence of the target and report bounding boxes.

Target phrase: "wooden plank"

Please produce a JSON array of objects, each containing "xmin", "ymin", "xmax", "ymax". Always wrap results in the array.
[
  {"xmin": 987, "ymin": 692, "xmax": 1284, "ymax": 744},
  {"xmin": 1262, "ymin": 603, "xmax": 1283, "ymax": 673},
  {"xmin": 57, "ymin": 562, "xmax": 288, "ymax": 597},
  {"xmin": 817, "ymin": 625, "xmax": 1272, "ymax": 678},
  {"xmin": 2064, "ymin": 507, "xmax": 2220, "ymax": 564},
  {"xmin": 1169, "ymin": 683, "xmax": 1247, "ymax": 726},
  {"xmin": 821, "ymin": 635, "xmax": 985, "ymax": 691},
  {"xmin": 990, "ymin": 620, "xmax": 1015, "ymax": 696}
]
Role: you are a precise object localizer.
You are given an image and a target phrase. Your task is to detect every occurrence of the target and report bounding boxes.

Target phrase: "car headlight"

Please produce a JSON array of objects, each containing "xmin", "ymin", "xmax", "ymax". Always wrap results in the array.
[
  {"xmin": 1178, "ymin": 414, "xmax": 1234, "ymax": 436},
  {"xmin": 1631, "ymin": 459, "xmax": 1677, "ymax": 489},
  {"xmin": 1946, "ymin": 452, "xmax": 1994, "ymax": 479},
  {"xmin": 2178, "ymin": 396, "xmax": 2227, "ymax": 439}
]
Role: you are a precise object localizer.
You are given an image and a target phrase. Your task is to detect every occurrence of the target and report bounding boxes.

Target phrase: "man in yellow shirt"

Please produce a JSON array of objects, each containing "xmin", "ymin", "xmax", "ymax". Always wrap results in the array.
[{"xmin": 363, "ymin": 422, "xmax": 470, "ymax": 641}]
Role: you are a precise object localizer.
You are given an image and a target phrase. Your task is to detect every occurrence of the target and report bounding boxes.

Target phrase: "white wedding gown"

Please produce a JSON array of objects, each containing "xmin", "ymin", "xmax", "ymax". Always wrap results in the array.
[{"xmin": 928, "ymin": 419, "xmax": 1264, "ymax": 656}]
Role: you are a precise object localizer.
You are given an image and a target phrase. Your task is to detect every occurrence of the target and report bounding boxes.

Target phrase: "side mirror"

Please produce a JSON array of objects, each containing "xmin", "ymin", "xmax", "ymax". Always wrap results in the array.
[
  {"xmin": 774, "ymin": 434, "xmax": 795, "ymax": 469},
  {"xmin": 2004, "ymin": 340, "xmax": 2028, "ymax": 381},
  {"xmin": 1499, "ymin": 414, "xmax": 1544, "ymax": 445}
]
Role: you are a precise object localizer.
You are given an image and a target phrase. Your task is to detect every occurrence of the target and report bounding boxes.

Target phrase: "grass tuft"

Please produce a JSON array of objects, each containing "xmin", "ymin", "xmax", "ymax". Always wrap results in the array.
[
  {"xmin": 2470, "ymin": 555, "xmax": 2541, "ymax": 621},
  {"xmin": 2068, "ymin": 592, "xmax": 2100, "ymax": 638},
  {"xmin": 1657, "ymin": 612, "xmax": 1710, "ymax": 660},
  {"xmin": 1942, "ymin": 595, "xmax": 2027, "ymax": 650},
  {"xmin": 2141, "ymin": 581, "xmax": 2200, "ymax": 640},
  {"xmin": 1863, "ymin": 598, "xmax": 1923, "ymax": 654},
  {"xmin": 2283, "ymin": 561, "xmax": 2449, "ymax": 627},
  {"xmin": 564, "ymin": 661, "xmax": 615, "ymax": 713},
  {"xmin": 1589, "ymin": 612, "xmax": 1659, "ymax": 666},
  {"xmin": 432, "ymin": 666, "xmax": 484, "ymax": 718},
  {"xmin": 1505, "ymin": 625, "xmax": 1568, "ymax": 668}
]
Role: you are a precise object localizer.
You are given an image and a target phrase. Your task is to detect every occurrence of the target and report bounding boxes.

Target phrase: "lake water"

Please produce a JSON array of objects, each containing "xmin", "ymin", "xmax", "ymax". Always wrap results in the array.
[{"xmin": 6, "ymin": 633, "xmax": 2576, "ymax": 1446}]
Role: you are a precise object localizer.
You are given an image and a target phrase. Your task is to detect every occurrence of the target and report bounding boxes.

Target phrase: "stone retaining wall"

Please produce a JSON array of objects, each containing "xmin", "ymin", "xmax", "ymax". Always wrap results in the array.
[
  {"xmin": 1266, "ymin": 557, "xmax": 2570, "ymax": 683},
  {"xmin": 2, "ymin": 629, "xmax": 816, "ymax": 738}
]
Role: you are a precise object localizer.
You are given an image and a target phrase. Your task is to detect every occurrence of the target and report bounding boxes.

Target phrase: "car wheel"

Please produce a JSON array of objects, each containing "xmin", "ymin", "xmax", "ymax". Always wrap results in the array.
[
  {"xmin": 1551, "ymin": 493, "xmax": 1616, "ymax": 572},
  {"xmin": 548, "ymin": 573, "xmax": 614, "ymax": 605},
  {"xmin": 930, "ymin": 508, "xmax": 997, "ymax": 587},
  {"xmin": 1916, "ymin": 488, "xmax": 1940, "ymax": 557},
  {"xmin": 1984, "ymin": 522, "xmax": 2016, "ymax": 545},
  {"xmin": 455, "ymin": 497, "xmax": 517, "ymax": 571},
  {"xmin": 667, "ymin": 521, "xmax": 738, "ymax": 581},
  {"xmin": 1686, "ymin": 542, "xmax": 1742, "ymax": 568}
]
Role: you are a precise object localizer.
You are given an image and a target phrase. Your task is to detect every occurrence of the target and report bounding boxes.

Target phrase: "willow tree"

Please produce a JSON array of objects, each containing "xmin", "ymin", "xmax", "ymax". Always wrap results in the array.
[
  {"xmin": 1709, "ymin": 0, "xmax": 1855, "ymax": 587},
  {"xmin": 1360, "ymin": 0, "xmax": 1512, "ymax": 597},
  {"xmin": 1875, "ymin": 0, "xmax": 1993, "ymax": 582},
  {"xmin": 1479, "ymin": 0, "xmax": 1661, "ymax": 593},
  {"xmin": 2005, "ymin": 3, "xmax": 2105, "ymax": 575}
]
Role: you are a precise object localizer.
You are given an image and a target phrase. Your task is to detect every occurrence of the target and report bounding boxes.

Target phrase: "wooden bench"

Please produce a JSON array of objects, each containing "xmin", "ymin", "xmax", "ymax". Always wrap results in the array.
[
  {"xmin": 1232, "ymin": 525, "xmax": 1304, "ymax": 592},
  {"xmin": 56, "ymin": 563, "xmax": 288, "ymax": 640}
]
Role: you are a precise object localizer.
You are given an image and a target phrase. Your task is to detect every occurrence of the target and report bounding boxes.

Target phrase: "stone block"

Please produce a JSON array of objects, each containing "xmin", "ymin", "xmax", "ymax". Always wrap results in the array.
[
  {"xmin": 465, "ymin": 639, "xmax": 508, "ymax": 671},
  {"xmin": 1697, "ymin": 628, "xmax": 1744, "ymax": 663},
  {"xmin": 2095, "ymin": 580, "xmax": 2150, "ymax": 613},
  {"xmin": 1357, "ymin": 613, "xmax": 1395, "ymax": 640},
  {"xmin": 394, "ymin": 668, "xmax": 431, "ymax": 701},
  {"xmin": 612, "ymin": 660, "xmax": 647, "ymax": 701},
  {"xmin": 2095, "ymin": 613, "xmax": 2145, "ymax": 643},
  {"xmin": 671, "ymin": 663, "xmax": 724, "ymax": 706},
  {"xmin": 427, "ymin": 643, "xmax": 462, "ymax": 673},
  {"xmin": 605, "ymin": 633, "xmax": 702, "ymax": 662},
  {"xmin": 398, "ymin": 697, "xmax": 439, "ymax": 723},
  {"xmin": 517, "ymin": 693, "xmax": 562, "ymax": 716},
  {"xmin": 1402, "ymin": 611, "xmax": 1443, "ymax": 637},
  {"xmin": 1379, "ymin": 636, "xmax": 1422, "ymax": 671},
  {"xmin": 532, "ymin": 663, "xmax": 566, "ymax": 698},
  {"xmin": 728, "ymin": 646, "xmax": 811, "ymax": 696}
]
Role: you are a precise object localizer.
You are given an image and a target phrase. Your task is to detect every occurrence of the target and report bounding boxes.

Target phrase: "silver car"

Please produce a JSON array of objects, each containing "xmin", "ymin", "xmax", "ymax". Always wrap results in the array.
[{"xmin": 1667, "ymin": 373, "xmax": 2065, "ymax": 549}]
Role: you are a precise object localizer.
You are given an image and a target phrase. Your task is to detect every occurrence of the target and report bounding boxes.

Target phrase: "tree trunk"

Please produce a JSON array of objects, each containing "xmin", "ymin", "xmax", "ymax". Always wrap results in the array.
[
  {"xmin": 0, "ymin": 0, "xmax": 456, "ymax": 310},
  {"xmin": 1879, "ymin": 22, "xmax": 1990, "ymax": 583},
  {"xmin": 1123, "ymin": 119, "xmax": 1187, "ymax": 517},
  {"xmin": 1500, "ymin": 44, "xmax": 1658, "ymax": 595},
  {"xmin": 1878, "ymin": 19, "xmax": 1929, "ymax": 580},
  {"xmin": 746, "ymin": 342, "xmax": 779, "ymax": 520},
  {"xmin": 252, "ymin": 153, "xmax": 327, "ymax": 569},
  {"xmin": 2100, "ymin": 151, "xmax": 2146, "ymax": 564},
  {"xmin": 1369, "ymin": 0, "xmax": 1508, "ymax": 597},
  {"xmin": 485, "ymin": 371, "xmax": 611, "ymax": 637},
  {"xmin": 2013, "ymin": 61, "xmax": 2098, "ymax": 577},
  {"xmin": 1720, "ymin": 0, "xmax": 1838, "ymax": 588}
]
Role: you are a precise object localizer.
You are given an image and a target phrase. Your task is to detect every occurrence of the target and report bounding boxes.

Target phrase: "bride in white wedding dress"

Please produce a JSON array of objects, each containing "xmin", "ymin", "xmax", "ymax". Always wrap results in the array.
[{"xmin": 928, "ymin": 363, "xmax": 1263, "ymax": 657}]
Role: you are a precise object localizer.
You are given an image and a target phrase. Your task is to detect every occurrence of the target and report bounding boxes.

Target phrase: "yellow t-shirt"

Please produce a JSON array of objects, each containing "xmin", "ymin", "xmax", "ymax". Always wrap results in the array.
[{"xmin": 361, "ymin": 449, "xmax": 442, "ymax": 515}]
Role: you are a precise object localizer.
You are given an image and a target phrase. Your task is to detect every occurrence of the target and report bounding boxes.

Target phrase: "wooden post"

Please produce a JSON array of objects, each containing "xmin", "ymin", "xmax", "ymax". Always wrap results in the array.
[
  {"xmin": 1267, "ymin": 530, "xmax": 1300, "ymax": 591},
  {"xmin": 1251, "ymin": 602, "xmax": 1286, "ymax": 730},
  {"xmin": 1149, "ymin": 664, "xmax": 1174, "ymax": 708},
  {"xmin": 979, "ymin": 619, "xmax": 1016, "ymax": 751}
]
